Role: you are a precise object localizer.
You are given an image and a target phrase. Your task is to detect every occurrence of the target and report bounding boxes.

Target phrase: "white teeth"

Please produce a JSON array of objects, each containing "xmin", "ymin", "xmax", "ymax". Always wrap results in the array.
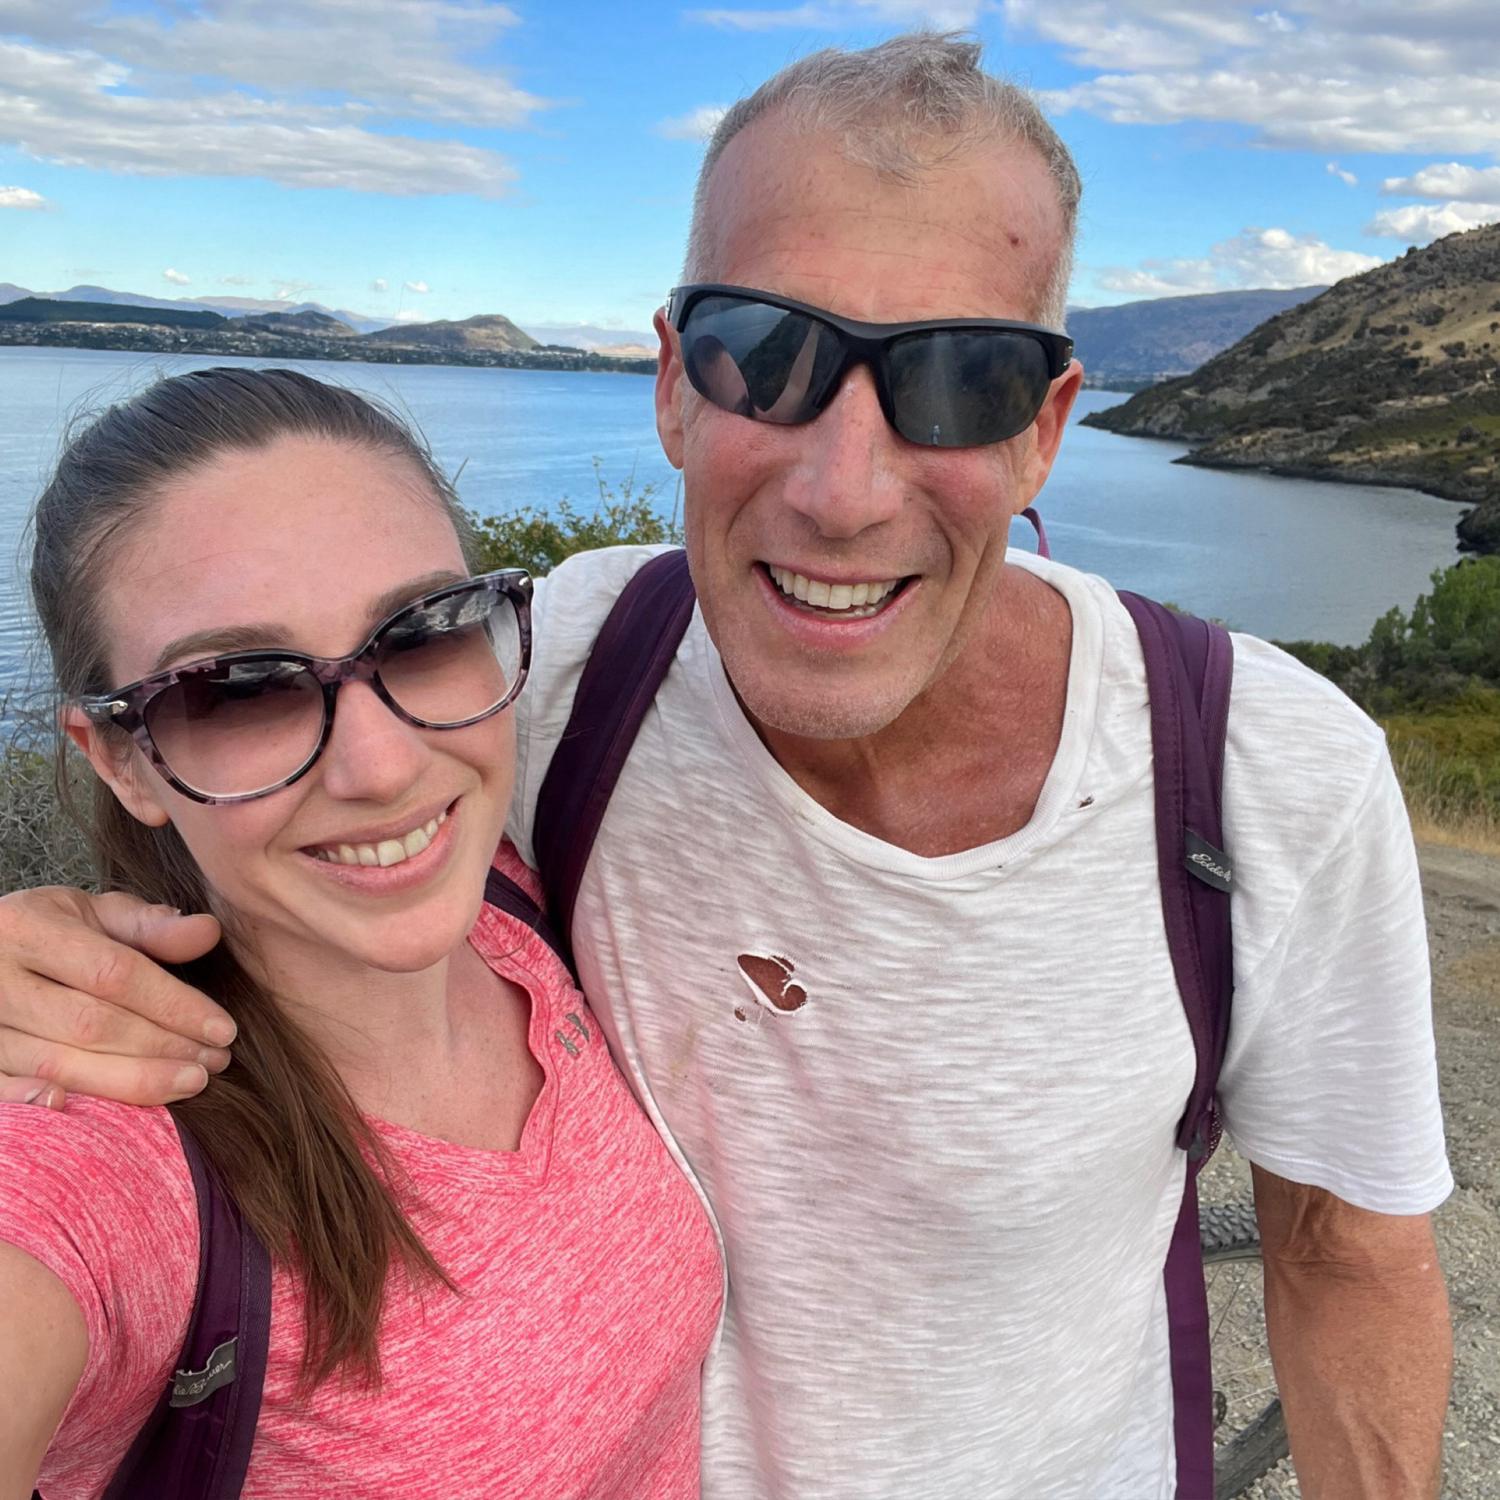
[
  {"xmin": 768, "ymin": 565, "xmax": 902, "ymax": 615},
  {"xmin": 313, "ymin": 810, "xmax": 447, "ymax": 868}
]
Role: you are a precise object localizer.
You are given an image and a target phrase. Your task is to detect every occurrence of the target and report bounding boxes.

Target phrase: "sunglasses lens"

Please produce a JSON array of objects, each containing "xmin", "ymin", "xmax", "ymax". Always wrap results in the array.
[
  {"xmin": 681, "ymin": 296, "xmax": 843, "ymax": 424},
  {"xmin": 375, "ymin": 586, "xmax": 523, "ymax": 727},
  {"xmin": 145, "ymin": 660, "xmax": 324, "ymax": 799},
  {"xmin": 886, "ymin": 329, "xmax": 1052, "ymax": 447}
]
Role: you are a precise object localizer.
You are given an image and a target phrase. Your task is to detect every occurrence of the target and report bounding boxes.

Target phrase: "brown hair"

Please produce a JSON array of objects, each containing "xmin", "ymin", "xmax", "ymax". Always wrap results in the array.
[{"xmin": 30, "ymin": 366, "xmax": 476, "ymax": 1386}]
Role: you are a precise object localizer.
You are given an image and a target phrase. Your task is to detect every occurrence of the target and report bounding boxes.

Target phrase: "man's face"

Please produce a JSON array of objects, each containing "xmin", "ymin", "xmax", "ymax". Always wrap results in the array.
[{"xmin": 655, "ymin": 117, "xmax": 1082, "ymax": 744}]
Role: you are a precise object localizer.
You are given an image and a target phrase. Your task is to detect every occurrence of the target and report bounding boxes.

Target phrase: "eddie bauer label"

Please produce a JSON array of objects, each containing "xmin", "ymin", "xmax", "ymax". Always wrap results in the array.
[
  {"xmin": 1184, "ymin": 831, "xmax": 1234, "ymax": 894},
  {"xmin": 170, "ymin": 1337, "xmax": 237, "ymax": 1407}
]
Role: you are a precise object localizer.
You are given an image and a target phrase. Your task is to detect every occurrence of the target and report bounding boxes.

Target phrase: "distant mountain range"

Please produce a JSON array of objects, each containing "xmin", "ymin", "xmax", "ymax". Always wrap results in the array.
[
  {"xmin": 0, "ymin": 282, "xmax": 1342, "ymax": 382},
  {"xmin": 0, "ymin": 282, "xmax": 393, "ymax": 333},
  {"xmin": 1084, "ymin": 222, "xmax": 1500, "ymax": 554},
  {"xmin": 1065, "ymin": 287, "xmax": 1327, "ymax": 386}
]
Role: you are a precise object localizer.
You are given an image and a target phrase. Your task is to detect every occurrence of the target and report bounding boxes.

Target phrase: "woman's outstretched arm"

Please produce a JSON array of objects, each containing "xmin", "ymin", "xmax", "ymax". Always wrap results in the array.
[{"xmin": 0, "ymin": 1240, "xmax": 87, "ymax": 1499}]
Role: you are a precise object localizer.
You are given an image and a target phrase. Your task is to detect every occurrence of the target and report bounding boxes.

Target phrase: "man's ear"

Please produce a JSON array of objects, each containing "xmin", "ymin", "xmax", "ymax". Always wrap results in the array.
[
  {"xmin": 62, "ymin": 709, "xmax": 171, "ymax": 828},
  {"xmin": 654, "ymin": 307, "xmax": 686, "ymax": 470},
  {"xmin": 1015, "ymin": 357, "xmax": 1085, "ymax": 510}
]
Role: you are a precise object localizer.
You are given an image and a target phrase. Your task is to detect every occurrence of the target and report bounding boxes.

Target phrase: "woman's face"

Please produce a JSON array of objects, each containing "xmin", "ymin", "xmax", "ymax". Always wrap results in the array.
[{"xmin": 82, "ymin": 434, "xmax": 514, "ymax": 979}]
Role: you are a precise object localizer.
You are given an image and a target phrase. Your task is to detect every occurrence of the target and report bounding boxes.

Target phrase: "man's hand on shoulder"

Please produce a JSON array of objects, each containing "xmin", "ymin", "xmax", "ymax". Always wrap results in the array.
[{"xmin": 0, "ymin": 888, "xmax": 230, "ymax": 1107}]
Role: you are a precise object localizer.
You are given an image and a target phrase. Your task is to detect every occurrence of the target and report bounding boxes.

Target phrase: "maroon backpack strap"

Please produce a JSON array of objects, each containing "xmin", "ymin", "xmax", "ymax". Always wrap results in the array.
[
  {"xmin": 1118, "ymin": 592, "xmax": 1235, "ymax": 1156},
  {"xmin": 102, "ymin": 1115, "xmax": 271, "ymax": 1500},
  {"xmin": 1119, "ymin": 590, "xmax": 1235, "ymax": 1500},
  {"xmin": 532, "ymin": 549, "xmax": 696, "ymax": 968},
  {"xmin": 484, "ymin": 867, "xmax": 572, "ymax": 976}
]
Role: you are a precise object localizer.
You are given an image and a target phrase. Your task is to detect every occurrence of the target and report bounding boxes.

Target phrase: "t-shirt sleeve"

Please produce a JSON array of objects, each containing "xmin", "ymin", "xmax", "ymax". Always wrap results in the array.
[
  {"xmin": 0, "ymin": 1098, "xmax": 198, "ymax": 1485},
  {"xmin": 1217, "ymin": 747, "xmax": 1453, "ymax": 1214}
]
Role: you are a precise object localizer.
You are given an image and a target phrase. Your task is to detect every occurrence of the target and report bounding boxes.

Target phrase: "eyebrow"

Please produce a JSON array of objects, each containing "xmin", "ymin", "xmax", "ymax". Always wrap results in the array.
[{"xmin": 149, "ymin": 570, "xmax": 470, "ymax": 673}]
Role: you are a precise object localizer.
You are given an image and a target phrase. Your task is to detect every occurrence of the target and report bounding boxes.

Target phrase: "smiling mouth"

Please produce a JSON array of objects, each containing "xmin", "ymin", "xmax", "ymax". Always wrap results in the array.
[
  {"xmin": 308, "ymin": 808, "xmax": 448, "ymax": 869},
  {"xmin": 763, "ymin": 563, "xmax": 912, "ymax": 618}
]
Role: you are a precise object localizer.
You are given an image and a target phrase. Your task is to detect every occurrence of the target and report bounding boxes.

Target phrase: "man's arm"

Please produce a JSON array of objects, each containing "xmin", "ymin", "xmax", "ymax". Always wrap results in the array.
[
  {"xmin": 0, "ymin": 1241, "xmax": 89, "ymax": 1498},
  {"xmin": 1252, "ymin": 1163, "xmax": 1451, "ymax": 1500},
  {"xmin": 0, "ymin": 887, "xmax": 229, "ymax": 1105}
]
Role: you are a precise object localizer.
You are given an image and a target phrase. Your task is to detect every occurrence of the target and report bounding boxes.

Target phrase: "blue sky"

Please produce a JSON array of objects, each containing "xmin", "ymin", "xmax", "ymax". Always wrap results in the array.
[{"xmin": 1, "ymin": 1, "xmax": 1497, "ymax": 333}]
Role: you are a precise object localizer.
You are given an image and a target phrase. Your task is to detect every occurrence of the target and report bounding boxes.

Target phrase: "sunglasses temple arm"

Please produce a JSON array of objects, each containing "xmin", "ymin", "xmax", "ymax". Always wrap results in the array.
[{"xmin": 1020, "ymin": 506, "xmax": 1051, "ymax": 559}]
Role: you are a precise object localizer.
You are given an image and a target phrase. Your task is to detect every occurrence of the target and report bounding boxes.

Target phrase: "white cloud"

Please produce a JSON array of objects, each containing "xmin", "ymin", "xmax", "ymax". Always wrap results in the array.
[
  {"xmin": 1382, "ymin": 163, "xmax": 1500, "ymax": 203},
  {"xmin": 1019, "ymin": 0, "xmax": 1500, "ymax": 155},
  {"xmin": 655, "ymin": 105, "xmax": 728, "ymax": 142},
  {"xmin": 163, "ymin": 267, "xmax": 190, "ymax": 285},
  {"xmin": 0, "ymin": 185, "xmax": 47, "ymax": 208},
  {"xmin": 404, "ymin": 279, "xmax": 430, "ymax": 294},
  {"xmin": 1098, "ymin": 225, "xmax": 1382, "ymax": 295},
  {"xmin": 1366, "ymin": 201, "xmax": 1500, "ymax": 242},
  {"xmin": 0, "ymin": 3, "xmax": 544, "ymax": 198},
  {"xmin": 688, "ymin": 1, "xmax": 984, "ymax": 29},
  {"xmin": 219, "ymin": 274, "xmax": 256, "ymax": 286},
  {"xmin": 272, "ymin": 280, "xmax": 315, "ymax": 301},
  {"xmin": 393, "ymin": 309, "xmax": 428, "ymax": 323},
  {"xmin": 371, "ymin": 277, "xmax": 389, "ymax": 293},
  {"xmin": 1326, "ymin": 161, "xmax": 1357, "ymax": 187}
]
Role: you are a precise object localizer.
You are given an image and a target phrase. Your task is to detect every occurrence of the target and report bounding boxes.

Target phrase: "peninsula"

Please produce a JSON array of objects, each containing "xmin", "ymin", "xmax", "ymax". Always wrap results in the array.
[{"xmin": 1082, "ymin": 223, "xmax": 1500, "ymax": 554}]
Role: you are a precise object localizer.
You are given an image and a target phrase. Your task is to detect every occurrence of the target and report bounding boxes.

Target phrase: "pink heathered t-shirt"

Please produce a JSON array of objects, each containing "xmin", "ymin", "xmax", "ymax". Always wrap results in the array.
[{"xmin": 0, "ymin": 846, "xmax": 724, "ymax": 1499}]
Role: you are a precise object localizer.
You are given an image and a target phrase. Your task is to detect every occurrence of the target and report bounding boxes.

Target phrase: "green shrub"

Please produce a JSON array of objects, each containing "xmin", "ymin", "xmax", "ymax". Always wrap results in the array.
[
  {"xmin": 1277, "ymin": 557, "xmax": 1500, "ymax": 716},
  {"xmin": 466, "ymin": 460, "xmax": 683, "ymax": 575}
]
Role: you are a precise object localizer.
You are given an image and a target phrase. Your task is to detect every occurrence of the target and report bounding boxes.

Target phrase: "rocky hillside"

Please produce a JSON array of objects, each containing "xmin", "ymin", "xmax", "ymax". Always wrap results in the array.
[
  {"xmin": 1083, "ymin": 224, "xmax": 1500, "ymax": 551},
  {"xmin": 362, "ymin": 314, "xmax": 537, "ymax": 353},
  {"xmin": 1068, "ymin": 286, "xmax": 1325, "ymax": 387}
]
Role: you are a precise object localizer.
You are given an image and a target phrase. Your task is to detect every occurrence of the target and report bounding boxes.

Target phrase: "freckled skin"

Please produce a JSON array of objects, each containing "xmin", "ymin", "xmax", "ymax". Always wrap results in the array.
[{"xmin": 81, "ymin": 437, "xmax": 515, "ymax": 986}]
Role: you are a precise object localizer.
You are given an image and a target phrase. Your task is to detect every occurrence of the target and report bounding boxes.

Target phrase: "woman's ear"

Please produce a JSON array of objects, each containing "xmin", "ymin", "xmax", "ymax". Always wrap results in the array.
[{"xmin": 62, "ymin": 709, "xmax": 171, "ymax": 828}]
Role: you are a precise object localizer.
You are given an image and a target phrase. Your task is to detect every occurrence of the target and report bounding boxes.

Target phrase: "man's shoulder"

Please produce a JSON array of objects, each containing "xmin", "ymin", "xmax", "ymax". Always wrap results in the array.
[
  {"xmin": 535, "ymin": 543, "xmax": 677, "ymax": 638},
  {"xmin": 1225, "ymin": 630, "xmax": 1387, "ymax": 784},
  {"xmin": 528, "ymin": 543, "xmax": 686, "ymax": 715}
]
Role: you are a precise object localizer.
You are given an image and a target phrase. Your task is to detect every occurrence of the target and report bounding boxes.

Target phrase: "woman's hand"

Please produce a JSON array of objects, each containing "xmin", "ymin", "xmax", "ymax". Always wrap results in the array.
[{"xmin": 0, "ymin": 888, "xmax": 231, "ymax": 1106}]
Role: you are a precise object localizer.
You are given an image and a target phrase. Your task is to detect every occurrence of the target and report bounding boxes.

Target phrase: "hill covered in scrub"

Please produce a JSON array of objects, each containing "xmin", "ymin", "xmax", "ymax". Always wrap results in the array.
[
  {"xmin": 1083, "ymin": 223, "xmax": 1500, "ymax": 551},
  {"xmin": 362, "ymin": 314, "xmax": 538, "ymax": 353}
]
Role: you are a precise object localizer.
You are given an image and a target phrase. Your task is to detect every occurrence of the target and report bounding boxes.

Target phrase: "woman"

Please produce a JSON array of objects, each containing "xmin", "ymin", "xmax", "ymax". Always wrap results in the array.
[{"xmin": 0, "ymin": 367, "xmax": 722, "ymax": 1498}]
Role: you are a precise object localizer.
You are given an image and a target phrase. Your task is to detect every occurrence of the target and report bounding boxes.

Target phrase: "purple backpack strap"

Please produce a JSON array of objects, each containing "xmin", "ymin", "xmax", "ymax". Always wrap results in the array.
[
  {"xmin": 1119, "ymin": 590, "xmax": 1235, "ymax": 1500},
  {"xmin": 532, "ymin": 549, "xmax": 696, "ymax": 967},
  {"xmin": 101, "ymin": 1114, "xmax": 271, "ymax": 1500}
]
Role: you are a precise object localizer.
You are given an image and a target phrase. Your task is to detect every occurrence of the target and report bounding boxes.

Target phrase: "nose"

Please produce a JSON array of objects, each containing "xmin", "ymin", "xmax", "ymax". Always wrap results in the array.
[
  {"xmin": 315, "ymin": 678, "xmax": 429, "ymax": 804},
  {"xmin": 779, "ymin": 363, "xmax": 906, "ymax": 540}
]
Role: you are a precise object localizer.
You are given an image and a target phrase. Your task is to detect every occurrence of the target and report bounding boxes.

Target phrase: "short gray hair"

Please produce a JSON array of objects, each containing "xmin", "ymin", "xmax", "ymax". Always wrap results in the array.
[{"xmin": 683, "ymin": 32, "xmax": 1080, "ymax": 329}]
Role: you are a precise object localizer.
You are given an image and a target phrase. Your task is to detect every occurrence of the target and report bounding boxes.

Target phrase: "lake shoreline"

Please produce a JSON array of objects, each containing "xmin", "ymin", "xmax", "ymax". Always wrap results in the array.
[{"xmin": 0, "ymin": 323, "xmax": 658, "ymax": 377}]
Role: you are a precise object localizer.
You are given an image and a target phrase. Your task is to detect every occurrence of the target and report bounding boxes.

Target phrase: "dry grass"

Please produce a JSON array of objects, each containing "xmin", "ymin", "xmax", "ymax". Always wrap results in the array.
[{"xmin": 1388, "ymin": 733, "xmax": 1500, "ymax": 857}]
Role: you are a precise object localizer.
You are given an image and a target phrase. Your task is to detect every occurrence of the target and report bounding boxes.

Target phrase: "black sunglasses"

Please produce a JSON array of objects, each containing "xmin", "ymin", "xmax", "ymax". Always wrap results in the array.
[
  {"xmin": 667, "ymin": 284, "xmax": 1073, "ymax": 449},
  {"xmin": 80, "ymin": 570, "xmax": 533, "ymax": 805}
]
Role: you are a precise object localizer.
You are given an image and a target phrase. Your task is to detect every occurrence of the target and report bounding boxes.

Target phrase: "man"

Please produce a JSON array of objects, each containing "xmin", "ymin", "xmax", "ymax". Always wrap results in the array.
[{"xmin": 0, "ymin": 34, "xmax": 1452, "ymax": 1499}]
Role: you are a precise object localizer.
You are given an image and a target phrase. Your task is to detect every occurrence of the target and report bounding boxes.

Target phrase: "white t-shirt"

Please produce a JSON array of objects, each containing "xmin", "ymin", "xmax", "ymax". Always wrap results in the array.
[{"xmin": 509, "ymin": 545, "xmax": 1451, "ymax": 1500}]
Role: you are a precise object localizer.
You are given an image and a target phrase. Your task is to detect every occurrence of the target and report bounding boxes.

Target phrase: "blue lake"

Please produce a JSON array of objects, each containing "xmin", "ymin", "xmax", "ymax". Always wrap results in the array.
[{"xmin": 0, "ymin": 345, "xmax": 1464, "ymax": 701}]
